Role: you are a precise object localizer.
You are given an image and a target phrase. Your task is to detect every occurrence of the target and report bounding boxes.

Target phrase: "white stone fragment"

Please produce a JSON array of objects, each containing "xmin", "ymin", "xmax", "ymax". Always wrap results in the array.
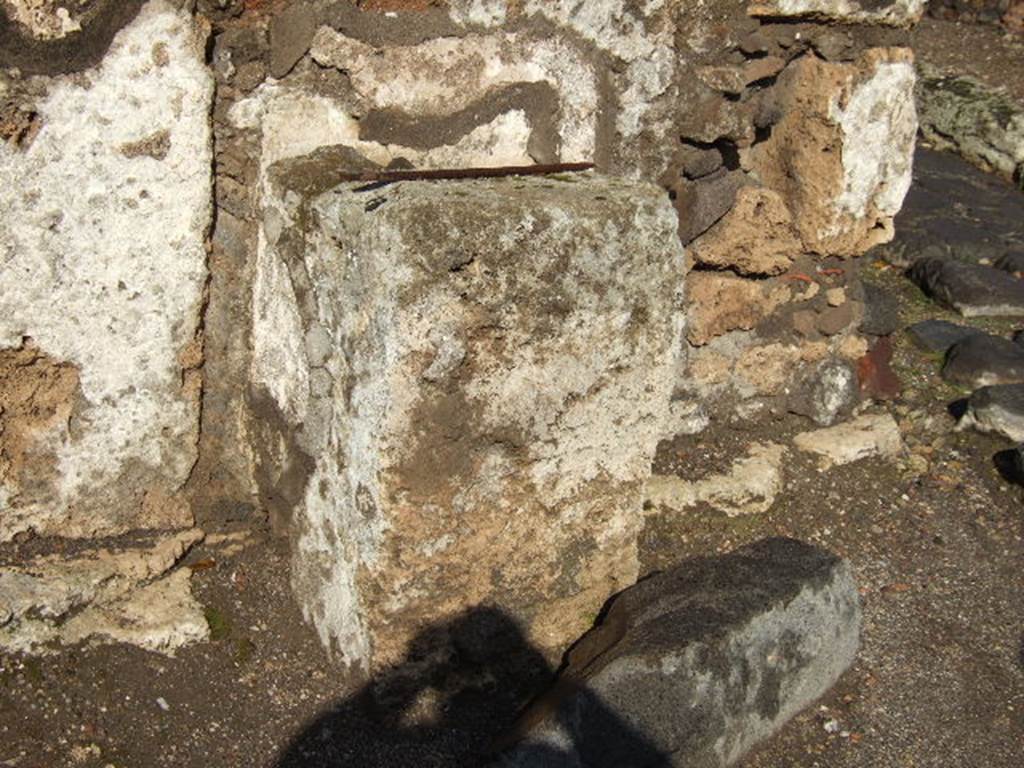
[
  {"xmin": 0, "ymin": 529, "xmax": 207, "ymax": 655},
  {"xmin": 645, "ymin": 443, "xmax": 787, "ymax": 517},
  {"xmin": 794, "ymin": 413, "xmax": 904, "ymax": 468},
  {"xmin": 748, "ymin": 0, "xmax": 926, "ymax": 26},
  {"xmin": 830, "ymin": 58, "xmax": 918, "ymax": 236}
]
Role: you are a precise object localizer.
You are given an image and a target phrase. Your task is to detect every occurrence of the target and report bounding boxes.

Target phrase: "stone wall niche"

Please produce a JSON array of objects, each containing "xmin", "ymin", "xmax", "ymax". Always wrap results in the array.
[{"xmin": 250, "ymin": 162, "xmax": 686, "ymax": 671}]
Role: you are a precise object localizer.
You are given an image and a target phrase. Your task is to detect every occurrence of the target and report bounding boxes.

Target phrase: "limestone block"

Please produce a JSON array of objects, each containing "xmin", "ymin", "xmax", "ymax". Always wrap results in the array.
[
  {"xmin": 252, "ymin": 166, "xmax": 685, "ymax": 671},
  {"xmin": 748, "ymin": 0, "xmax": 926, "ymax": 26},
  {"xmin": 749, "ymin": 49, "xmax": 918, "ymax": 257},
  {"xmin": 228, "ymin": 0, "xmax": 680, "ymax": 180},
  {"xmin": 0, "ymin": 1, "xmax": 213, "ymax": 540},
  {"xmin": 307, "ymin": 26, "xmax": 596, "ymax": 167}
]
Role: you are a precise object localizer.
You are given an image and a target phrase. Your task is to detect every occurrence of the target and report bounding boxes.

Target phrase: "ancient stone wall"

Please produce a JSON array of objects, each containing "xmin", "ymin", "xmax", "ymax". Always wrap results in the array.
[{"xmin": 1, "ymin": 0, "xmax": 922, "ymax": 664}]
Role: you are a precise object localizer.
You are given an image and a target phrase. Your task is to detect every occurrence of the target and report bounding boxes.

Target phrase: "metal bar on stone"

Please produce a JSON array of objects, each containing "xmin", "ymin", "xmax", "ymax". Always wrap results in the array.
[{"xmin": 348, "ymin": 162, "xmax": 595, "ymax": 191}]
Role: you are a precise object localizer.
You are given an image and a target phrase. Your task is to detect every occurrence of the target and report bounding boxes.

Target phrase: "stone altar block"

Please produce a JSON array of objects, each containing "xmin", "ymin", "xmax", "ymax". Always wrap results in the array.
[{"xmin": 251, "ymin": 163, "xmax": 685, "ymax": 670}]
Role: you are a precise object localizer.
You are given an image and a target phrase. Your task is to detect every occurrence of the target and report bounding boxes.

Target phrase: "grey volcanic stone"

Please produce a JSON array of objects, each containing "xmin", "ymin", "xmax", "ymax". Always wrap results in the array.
[
  {"xmin": 877, "ymin": 148, "xmax": 1024, "ymax": 270},
  {"xmin": 994, "ymin": 250, "xmax": 1024, "ymax": 276},
  {"xmin": 269, "ymin": 1, "xmax": 317, "ymax": 78},
  {"xmin": 907, "ymin": 257, "xmax": 1024, "ymax": 317},
  {"xmin": 906, "ymin": 319, "xmax": 985, "ymax": 354},
  {"xmin": 674, "ymin": 169, "xmax": 748, "ymax": 245},
  {"xmin": 942, "ymin": 334, "xmax": 1024, "ymax": 389},
  {"xmin": 958, "ymin": 384, "xmax": 1024, "ymax": 443},
  {"xmin": 788, "ymin": 359, "xmax": 858, "ymax": 426},
  {"xmin": 495, "ymin": 538, "xmax": 861, "ymax": 768},
  {"xmin": 916, "ymin": 70, "xmax": 1024, "ymax": 186},
  {"xmin": 858, "ymin": 282, "xmax": 901, "ymax": 336}
]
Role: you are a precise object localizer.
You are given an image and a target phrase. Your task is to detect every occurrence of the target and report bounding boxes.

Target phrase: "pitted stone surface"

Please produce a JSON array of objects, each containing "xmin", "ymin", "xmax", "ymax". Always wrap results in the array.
[
  {"xmin": 252, "ymin": 167, "xmax": 685, "ymax": 671},
  {"xmin": 0, "ymin": 0, "xmax": 213, "ymax": 541},
  {"xmin": 749, "ymin": 48, "xmax": 918, "ymax": 256}
]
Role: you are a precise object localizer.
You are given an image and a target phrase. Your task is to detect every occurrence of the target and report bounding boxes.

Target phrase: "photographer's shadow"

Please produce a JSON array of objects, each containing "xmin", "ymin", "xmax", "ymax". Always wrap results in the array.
[{"xmin": 274, "ymin": 606, "xmax": 668, "ymax": 767}]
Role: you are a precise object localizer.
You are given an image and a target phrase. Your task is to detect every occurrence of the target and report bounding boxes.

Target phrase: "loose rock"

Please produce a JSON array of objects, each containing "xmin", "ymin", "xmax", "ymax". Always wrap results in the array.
[
  {"xmin": 942, "ymin": 333, "xmax": 1024, "ymax": 388},
  {"xmin": 906, "ymin": 319, "xmax": 984, "ymax": 354},
  {"xmin": 858, "ymin": 336, "xmax": 901, "ymax": 401},
  {"xmin": 794, "ymin": 413, "xmax": 904, "ymax": 468},
  {"xmin": 907, "ymin": 257, "xmax": 1024, "ymax": 317},
  {"xmin": 0, "ymin": 530, "xmax": 207, "ymax": 655},
  {"xmin": 994, "ymin": 250, "xmax": 1024, "ymax": 276},
  {"xmin": 916, "ymin": 69, "xmax": 1024, "ymax": 186},
  {"xmin": 496, "ymin": 538, "xmax": 861, "ymax": 768},
  {"xmin": 645, "ymin": 443, "xmax": 786, "ymax": 517},
  {"xmin": 957, "ymin": 384, "xmax": 1024, "ymax": 442},
  {"xmin": 268, "ymin": 2, "xmax": 317, "ymax": 78},
  {"xmin": 685, "ymin": 272, "xmax": 791, "ymax": 346},
  {"xmin": 858, "ymin": 282, "xmax": 901, "ymax": 336},
  {"xmin": 788, "ymin": 359, "xmax": 859, "ymax": 426}
]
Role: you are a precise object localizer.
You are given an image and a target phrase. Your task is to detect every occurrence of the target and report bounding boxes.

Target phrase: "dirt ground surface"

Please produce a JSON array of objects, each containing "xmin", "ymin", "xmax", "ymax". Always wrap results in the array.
[{"xmin": 3, "ymin": 24, "xmax": 1024, "ymax": 768}]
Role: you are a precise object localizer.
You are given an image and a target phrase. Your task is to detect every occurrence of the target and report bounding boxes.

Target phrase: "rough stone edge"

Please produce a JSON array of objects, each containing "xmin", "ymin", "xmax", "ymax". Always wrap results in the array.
[{"xmin": 0, "ymin": 0, "xmax": 147, "ymax": 75}]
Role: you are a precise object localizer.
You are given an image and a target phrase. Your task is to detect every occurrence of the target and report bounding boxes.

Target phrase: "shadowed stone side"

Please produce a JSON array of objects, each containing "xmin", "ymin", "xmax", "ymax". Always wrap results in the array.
[{"xmin": 496, "ymin": 538, "xmax": 861, "ymax": 768}]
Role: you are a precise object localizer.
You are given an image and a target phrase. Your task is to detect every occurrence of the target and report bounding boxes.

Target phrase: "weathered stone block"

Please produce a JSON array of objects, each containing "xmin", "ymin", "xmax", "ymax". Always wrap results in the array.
[
  {"xmin": 749, "ymin": 48, "xmax": 918, "ymax": 256},
  {"xmin": 251, "ymin": 167, "xmax": 685, "ymax": 670},
  {"xmin": 0, "ymin": 0, "xmax": 213, "ymax": 541},
  {"xmin": 748, "ymin": 0, "xmax": 926, "ymax": 26},
  {"xmin": 495, "ymin": 538, "xmax": 861, "ymax": 768},
  {"xmin": 0, "ymin": 529, "xmax": 207, "ymax": 655},
  {"xmin": 917, "ymin": 69, "xmax": 1024, "ymax": 185}
]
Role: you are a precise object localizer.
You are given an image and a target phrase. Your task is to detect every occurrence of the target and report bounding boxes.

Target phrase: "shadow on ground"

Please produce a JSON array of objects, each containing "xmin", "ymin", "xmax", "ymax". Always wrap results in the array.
[{"xmin": 273, "ymin": 606, "xmax": 669, "ymax": 768}]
